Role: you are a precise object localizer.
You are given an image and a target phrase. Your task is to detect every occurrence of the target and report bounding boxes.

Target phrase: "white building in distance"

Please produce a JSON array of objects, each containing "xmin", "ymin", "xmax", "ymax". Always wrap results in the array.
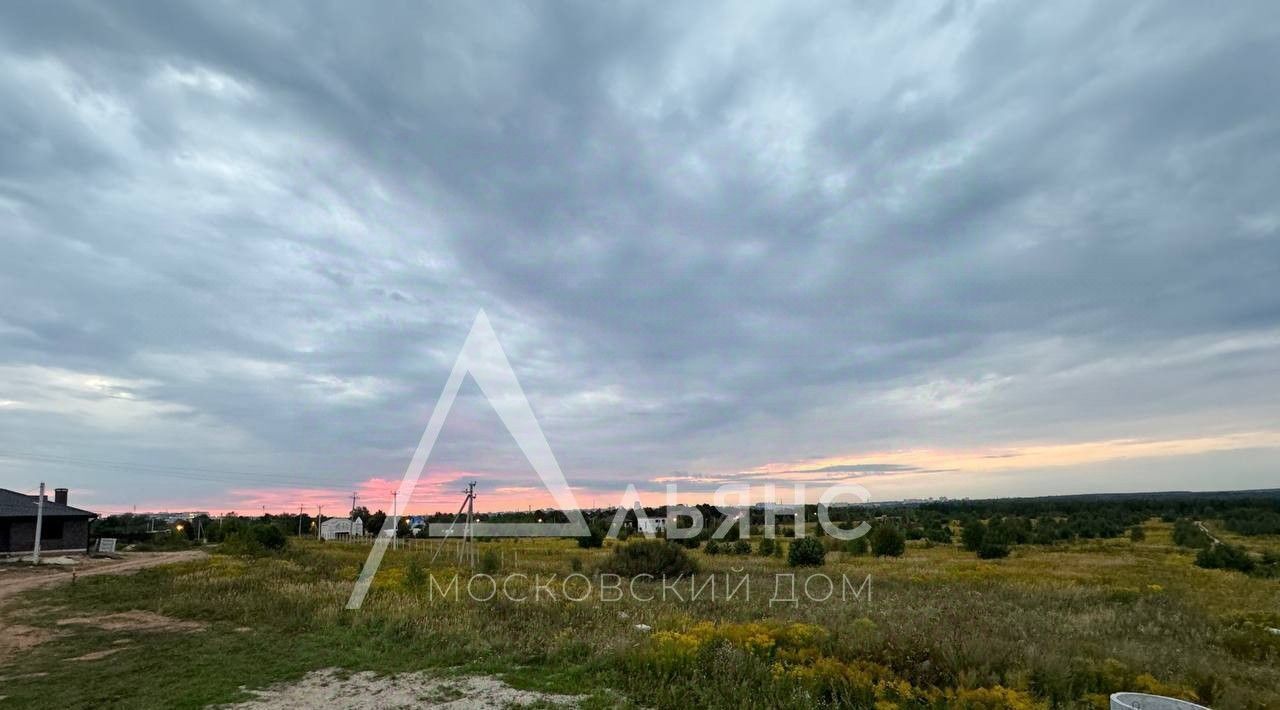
[
  {"xmin": 636, "ymin": 516, "xmax": 666, "ymax": 536},
  {"xmin": 320, "ymin": 517, "xmax": 365, "ymax": 540}
]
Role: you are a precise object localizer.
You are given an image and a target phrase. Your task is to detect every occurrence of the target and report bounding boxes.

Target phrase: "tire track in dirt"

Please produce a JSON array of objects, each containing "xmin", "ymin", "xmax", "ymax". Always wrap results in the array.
[{"xmin": 0, "ymin": 550, "xmax": 207, "ymax": 602}]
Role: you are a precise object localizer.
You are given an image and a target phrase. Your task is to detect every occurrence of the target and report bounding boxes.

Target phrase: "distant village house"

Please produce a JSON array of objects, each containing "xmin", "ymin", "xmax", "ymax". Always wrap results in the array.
[
  {"xmin": 636, "ymin": 516, "xmax": 666, "ymax": 536},
  {"xmin": 319, "ymin": 517, "xmax": 364, "ymax": 540},
  {"xmin": 0, "ymin": 487, "xmax": 97, "ymax": 556}
]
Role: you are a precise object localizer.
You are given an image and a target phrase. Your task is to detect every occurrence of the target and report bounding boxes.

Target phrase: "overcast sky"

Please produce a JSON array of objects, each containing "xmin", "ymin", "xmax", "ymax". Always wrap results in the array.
[{"xmin": 1, "ymin": 1, "xmax": 1278, "ymax": 514}]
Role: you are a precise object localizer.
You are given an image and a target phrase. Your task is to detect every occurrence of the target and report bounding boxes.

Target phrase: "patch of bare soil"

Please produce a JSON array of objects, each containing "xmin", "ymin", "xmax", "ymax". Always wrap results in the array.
[
  {"xmin": 56, "ymin": 610, "xmax": 207, "ymax": 633},
  {"xmin": 0, "ymin": 625, "xmax": 56, "ymax": 664},
  {"xmin": 219, "ymin": 668, "xmax": 586, "ymax": 709},
  {"xmin": 0, "ymin": 551, "xmax": 207, "ymax": 602}
]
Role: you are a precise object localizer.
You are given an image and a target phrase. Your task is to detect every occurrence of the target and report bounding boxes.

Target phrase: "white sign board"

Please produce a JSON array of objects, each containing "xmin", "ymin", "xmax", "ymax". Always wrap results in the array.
[{"xmin": 97, "ymin": 537, "xmax": 117, "ymax": 554}]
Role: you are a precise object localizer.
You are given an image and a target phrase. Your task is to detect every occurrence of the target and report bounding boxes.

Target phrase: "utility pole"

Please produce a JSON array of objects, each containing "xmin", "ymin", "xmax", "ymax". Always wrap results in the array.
[
  {"xmin": 33, "ymin": 482, "xmax": 45, "ymax": 564},
  {"xmin": 391, "ymin": 490, "xmax": 398, "ymax": 551},
  {"xmin": 431, "ymin": 482, "xmax": 477, "ymax": 566},
  {"xmin": 316, "ymin": 506, "xmax": 322, "ymax": 540},
  {"xmin": 463, "ymin": 481, "xmax": 476, "ymax": 566},
  {"xmin": 298, "ymin": 505, "xmax": 303, "ymax": 536},
  {"xmin": 350, "ymin": 492, "xmax": 358, "ymax": 518}
]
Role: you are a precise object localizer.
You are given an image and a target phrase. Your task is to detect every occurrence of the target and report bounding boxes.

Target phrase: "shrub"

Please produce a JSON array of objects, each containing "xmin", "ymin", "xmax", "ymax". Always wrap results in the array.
[
  {"xmin": 732, "ymin": 540, "xmax": 752, "ymax": 555},
  {"xmin": 577, "ymin": 524, "xmax": 605, "ymax": 549},
  {"xmin": 926, "ymin": 525, "xmax": 953, "ymax": 543},
  {"xmin": 404, "ymin": 557, "xmax": 426, "ymax": 587},
  {"xmin": 1172, "ymin": 519, "xmax": 1212, "ymax": 549},
  {"xmin": 788, "ymin": 536, "xmax": 826, "ymax": 567},
  {"xmin": 844, "ymin": 537, "xmax": 869, "ymax": 555},
  {"xmin": 218, "ymin": 523, "xmax": 288, "ymax": 556},
  {"xmin": 961, "ymin": 519, "xmax": 987, "ymax": 551},
  {"xmin": 1129, "ymin": 525, "xmax": 1146, "ymax": 542},
  {"xmin": 869, "ymin": 525, "xmax": 906, "ymax": 557},
  {"xmin": 977, "ymin": 542, "xmax": 1011, "ymax": 559},
  {"xmin": 757, "ymin": 537, "xmax": 777, "ymax": 556},
  {"xmin": 1196, "ymin": 543, "xmax": 1255, "ymax": 574},
  {"xmin": 705, "ymin": 540, "xmax": 721, "ymax": 555},
  {"xmin": 131, "ymin": 533, "xmax": 197, "ymax": 552},
  {"xmin": 216, "ymin": 532, "xmax": 262, "ymax": 556},
  {"xmin": 599, "ymin": 539, "xmax": 699, "ymax": 578},
  {"xmin": 479, "ymin": 548, "xmax": 501, "ymax": 574},
  {"xmin": 250, "ymin": 524, "xmax": 288, "ymax": 551}
]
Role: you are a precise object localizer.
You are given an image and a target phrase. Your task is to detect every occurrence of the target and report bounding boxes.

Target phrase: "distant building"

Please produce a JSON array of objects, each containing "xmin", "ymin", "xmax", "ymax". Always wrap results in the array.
[
  {"xmin": 636, "ymin": 516, "xmax": 666, "ymax": 535},
  {"xmin": 135, "ymin": 512, "xmax": 210, "ymax": 524},
  {"xmin": 320, "ymin": 517, "xmax": 364, "ymax": 540},
  {"xmin": 0, "ymin": 488, "xmax": 97, "ymax": 555}
]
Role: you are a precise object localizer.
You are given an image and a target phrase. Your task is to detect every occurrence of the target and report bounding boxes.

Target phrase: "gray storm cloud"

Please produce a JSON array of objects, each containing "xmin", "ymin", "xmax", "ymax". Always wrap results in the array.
[{"xmin": 0, "ymin": 1, "xmax": 1277, "ymax": 510}]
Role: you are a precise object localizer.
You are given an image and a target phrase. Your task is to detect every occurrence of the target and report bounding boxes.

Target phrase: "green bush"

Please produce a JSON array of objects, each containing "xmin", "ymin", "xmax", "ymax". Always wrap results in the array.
[
  {"xmin": 599, "ymin": 539, "xmax": 699, "ymax": 578},
  {"xmin": 1129, "ymin": 525, "xmax": 1146, "ymax": 542},
  {"xmin": 788, "ymin": 536, "xmax": 825, "ymax": 567},
  {"xmin": 131, "ymin": 533, "xmax": 197, "ymax": 552},
  {"xmin": 404, "ymin": 556, "xmax": 427, "ymax": 587},
  {"xmin": 577, "ymin": 524, "xmax": 605, "ymax": 549},
  {"xmin": 1172, "ymin": 519, "xmax": 1212, "ymax": 549},
  {"xmin": 251, "ymin": 524, "xmax": 288, "ymax": 551},
  {"xmin": 479, "ymin": 548, "xmax": 501, "ymax": 574},
  {"xmin": 1196, "ymin": 543, "xmax": 1255, "ymax": 574},
  {"xmin": 705, "ymin": 540, "xmax": 721, "ymax": 555},
  {"xmin": 977, "ymin": 542, "xmax": 1011, "ymax": 559},
  {"xmin": 217, "ymin": 523, "xmax": 287, "ymax": 556},
  {"xmin": 756, "ymin": 537, "xmax": 777, "ymax": 556},
  {"xmin": 961, "ymin": 519, "xmax": 987, "ymax": 551},
  {"xmin": 869, "ymin": 526, "xmax": 906, "ymax": 557},
  {"xmin": 732, "ymin": 540, "xmax": 752, "ymax": 555},
  {"xmin": 844, "ymin": 537, "xmax": 869, "ymax": 555}
]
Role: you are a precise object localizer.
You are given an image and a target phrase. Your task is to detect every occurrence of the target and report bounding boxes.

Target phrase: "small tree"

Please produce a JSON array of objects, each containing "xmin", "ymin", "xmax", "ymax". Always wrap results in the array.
[
  {"xmin": 869, "ymin": 525, "xmax": 906, "ymax": 557},
  {"xmin": 961, "ymin": 519, "xmax": 987, "ymax": 551},
  {"xmin": 577, "ymin": 524, "xmax": 605, "ymax": 549},
  {"xmin": 251, "ymin": 523, "xmax": 287, "ymax": 551},
  {"xmin": 757, "ymin": 537, "xmax": 777, "ymax": 556},
  {"xmin": 788, "ymin": 536, "xmax": 826, "ymax": 567},
  {"xmin": 705, "ymin": 540, "xmax": 721, "ymax": 555}
]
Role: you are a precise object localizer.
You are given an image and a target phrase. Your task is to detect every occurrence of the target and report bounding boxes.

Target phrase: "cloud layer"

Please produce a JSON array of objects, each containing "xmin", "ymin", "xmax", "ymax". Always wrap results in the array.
[{"xmin": 1, "ymin": 1, "xmax": 1278, "ymax": 512}]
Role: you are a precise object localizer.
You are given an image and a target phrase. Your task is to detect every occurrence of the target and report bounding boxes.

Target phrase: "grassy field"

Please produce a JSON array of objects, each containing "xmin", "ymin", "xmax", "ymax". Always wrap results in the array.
[{"xmin": 1, "ymin": 521, "xmax": 1278, "ymax": 709}]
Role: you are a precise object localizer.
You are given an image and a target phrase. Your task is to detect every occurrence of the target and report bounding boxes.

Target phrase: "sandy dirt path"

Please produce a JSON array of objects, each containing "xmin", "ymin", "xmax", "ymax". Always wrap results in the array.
[
  {"xmin": 218, "ymin": 669, "xmax": 587, "ymax": 709},
  {"xmin": 0, "ymin": 550, "xmax": 207, "ymax": 602}
]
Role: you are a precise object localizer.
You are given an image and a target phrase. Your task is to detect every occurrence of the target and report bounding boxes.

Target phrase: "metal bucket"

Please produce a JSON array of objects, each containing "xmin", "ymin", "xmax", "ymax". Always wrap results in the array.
[{"xmin": 1110, "ymin": 693, "xmax": 1210, "ymax": 710}]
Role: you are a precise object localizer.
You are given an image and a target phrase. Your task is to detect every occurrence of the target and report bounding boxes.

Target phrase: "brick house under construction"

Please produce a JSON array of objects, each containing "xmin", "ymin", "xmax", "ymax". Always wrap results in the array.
[{"xmin": 0, "ymin": 487, "xmax": 97, "ymax": 556}]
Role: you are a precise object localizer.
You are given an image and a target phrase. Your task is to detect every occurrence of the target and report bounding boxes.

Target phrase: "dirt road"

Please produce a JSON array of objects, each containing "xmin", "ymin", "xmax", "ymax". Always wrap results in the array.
[
  {"xmin": 0, "ymin": 551, "xmax": 207, "ymax": 602},
  {"xmin": 1195, "ymin": 520, "xmax": 1221, "ymax": 545}
]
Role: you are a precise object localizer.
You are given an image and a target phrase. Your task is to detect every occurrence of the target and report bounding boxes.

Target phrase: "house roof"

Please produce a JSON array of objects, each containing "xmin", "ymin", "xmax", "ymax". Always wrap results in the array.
[{"xmin": 0, "ymin": 488, "xmax": 98, "ymax": 519}]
